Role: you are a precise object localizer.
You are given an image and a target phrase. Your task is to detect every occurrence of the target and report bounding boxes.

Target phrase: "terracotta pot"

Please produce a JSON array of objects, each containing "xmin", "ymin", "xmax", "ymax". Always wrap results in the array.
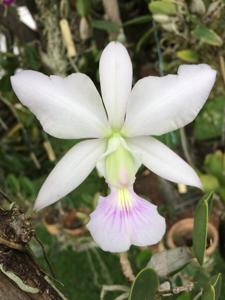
[
  {"xmin": 63, "ymin": 209, "xmax": 87, "ymax": 237},
  {"xmin": 166, "ymin": 218, "xmax": 218, "ymax": 256},
  {"xmin": 43, "ymin": 209, "xmax": 61, "ymax": 236}
]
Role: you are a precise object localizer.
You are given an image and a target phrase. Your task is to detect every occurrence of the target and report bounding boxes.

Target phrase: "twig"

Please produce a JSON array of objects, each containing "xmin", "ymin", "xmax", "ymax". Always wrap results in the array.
[
  {"xmin": 34, "ymin": 234, "xmax": 56, "ymax": 279},
  {"xmin": 100, "ymin": 285, "xmax": 129, "ymax": 300},
  {"xmin": 158, "ymin": 282, "xmax": 194, "ymax": 297},
  {"xmin": 102, "ymin": 0, "xmax": 122, "ymax": 39},
  {"xmin": 193, "ymin": 290, "xmax": 203, "ymax": 300},
  {"xmin": 180, "ymin": 127, "xmax": 194, "ymax": 166},
  {"xmin": 119, "ymin": 252, "xmax": 135, "ymax": 282},
  {"xmin": 68, "ymin": 57, "xmax": 79, "ymax": 73},
  {"xmin": 0, "ymin": 189, "xmax": 12, "ymax": 204},
  {"xmin": 219, "ymin": 54, "xmax": 225, "ymax": 84},
  {"xmin": 153, "ymin": 20, "xmax": 164, "ymax": 77},
  {"xmin": 102, "ymin": 0, "xmax": 121, "ymax": 24},
  {"xmin": 114, "ymin": 292, "xmax": 129, "ymax": 300}
]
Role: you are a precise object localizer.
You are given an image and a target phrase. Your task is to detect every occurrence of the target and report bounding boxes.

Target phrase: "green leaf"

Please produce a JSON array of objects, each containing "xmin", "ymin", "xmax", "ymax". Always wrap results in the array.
[
  {"xmin": 23, "ymin": 45, "xmax": 41, "ymax": 70},
  {"xmin": 124, "ymin": 15, "xmax": 152, "ymax": 26},
  {"xmin": 135, "ymin": 28, "xmax": 154, "ymax": 53},
  {"xmin": 209, "ymin": 273, "xmax": 222, "ymax": 300},
  {"xmin": 136, "ymin": 249, "xmax": 152, "ymax": 269},
  {"xmin": 176, "ymin": 49, "xmax": 199, "ymax": 63},
  {"xmin": 204, "ymin": 151, "xmax": 225, "ymax": 184},
  {"xmin": 92, "ymin": 20, "xmax": 121, "ymax": 33},
  {"xmin": 19, "ymin": 176, "xmax": 35, "ymax": 198},
  {"xmin": 5, "ymin": 174, "xmax": 20, "ymax": 194},
  {"xmin": 148, "ymin": 247, "xmax": 193, "ymax": 277},
  {"xmin": 76, "ymin": 0, "xmax": 91, "ymax": 17},
  {"xmin": 177, "ymin": 293, "xmax": 191, "ymax": 300},
  {"xmin": 193, "ymin": 193, "xmax": 212, "ymax": 265},
  {"xmin": 202, "ymin": 285, "xmax": 215, "ymax": 300},
  {"xmin": 194, "ymin": 25, "xmax": 223, "ymax": 46},
  {"xmin": 194, "ymin": 96, "xmax": 225, "ymax": 141},
  {"xmin": 200, "ymin": 174, "xmax": 220, "ymax": 193},
  {"xmin": 219, "ymin": 187, "xmax": 225, "ymax": 202},
  {"xmin": 149, "ymin": 0, "xmax": 177, "ymax": 15},
  {"xmin": 129, "ymin": 268, "xmax": 159, "ymax": 300}
]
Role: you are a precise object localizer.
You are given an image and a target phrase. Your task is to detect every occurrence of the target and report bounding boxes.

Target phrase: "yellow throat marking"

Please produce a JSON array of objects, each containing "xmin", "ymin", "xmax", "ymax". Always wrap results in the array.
[{"xmin": 117, "ymin": 188, "xmax": 132, "ymax": 209}]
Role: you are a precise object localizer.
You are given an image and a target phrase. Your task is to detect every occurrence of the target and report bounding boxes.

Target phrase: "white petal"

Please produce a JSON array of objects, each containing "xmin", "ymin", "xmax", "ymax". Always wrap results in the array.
[
  {"xmin": 127, "ymin": 136, "xmax": 202, "ymax": 188},
  {"xmin": 99, "ymin": 42, "xmax": 132, "ymax": 129},
  {"xmin": 123, "ymin": 64, "xmax": 216, "ymax": 136},
  {"xmin": 11, "ymin": 71, "xmax": 109, "ymax": 139},
  {"xmin": 34, "ymin": 139, "xmax": 106, "ymax": 210}
]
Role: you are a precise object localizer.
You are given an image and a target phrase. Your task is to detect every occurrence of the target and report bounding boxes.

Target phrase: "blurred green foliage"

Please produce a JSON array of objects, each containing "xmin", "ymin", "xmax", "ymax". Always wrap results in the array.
[{"xmin": 200, "ymin": 151, "xmax": 225, "ymax": 202}]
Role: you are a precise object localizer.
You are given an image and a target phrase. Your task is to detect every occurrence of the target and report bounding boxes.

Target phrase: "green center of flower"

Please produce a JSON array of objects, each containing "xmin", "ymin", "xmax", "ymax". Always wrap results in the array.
[{"xmin": 104, "ymin": 132, "xmax": 136, "ymax": 188}]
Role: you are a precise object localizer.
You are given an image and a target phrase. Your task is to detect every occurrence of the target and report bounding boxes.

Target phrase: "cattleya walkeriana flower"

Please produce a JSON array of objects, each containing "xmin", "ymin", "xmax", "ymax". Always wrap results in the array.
[{"xmin": 11, "ymin": 42, "xmax": 216, "ymax": 252}]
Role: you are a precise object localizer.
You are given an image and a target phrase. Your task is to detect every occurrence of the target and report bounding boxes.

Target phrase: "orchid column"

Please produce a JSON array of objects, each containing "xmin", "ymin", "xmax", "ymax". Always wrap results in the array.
[{"xmin": 11, "ymin": 42, "xmax": 216, "ymax": 252}]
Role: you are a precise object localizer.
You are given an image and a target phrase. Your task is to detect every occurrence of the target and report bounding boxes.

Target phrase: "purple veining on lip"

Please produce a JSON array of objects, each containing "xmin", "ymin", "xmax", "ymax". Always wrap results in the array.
[
  {"xmin": 3, "ymin": 0, "xmax": 15, "ymax": 5},
  {"xmin": 86, "ymin": 187, "xmax": 166, "ymax": 252}
]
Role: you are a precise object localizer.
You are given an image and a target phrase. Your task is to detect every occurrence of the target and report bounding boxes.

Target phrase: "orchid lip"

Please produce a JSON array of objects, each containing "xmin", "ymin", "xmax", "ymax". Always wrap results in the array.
[{"xmin": 86, "ymin": 187, "xmax": 166, "ymax": 252}]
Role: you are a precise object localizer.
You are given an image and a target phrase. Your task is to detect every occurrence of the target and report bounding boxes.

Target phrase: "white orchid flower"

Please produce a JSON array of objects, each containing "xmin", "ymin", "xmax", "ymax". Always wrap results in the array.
[{"xmin": 11, "ymin": 42, "xmax": 216, "ymax": 253}]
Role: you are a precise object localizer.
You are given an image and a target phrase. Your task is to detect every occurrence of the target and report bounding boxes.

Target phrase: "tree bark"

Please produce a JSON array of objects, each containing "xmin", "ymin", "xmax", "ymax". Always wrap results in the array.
[
  {"xmin": 0, "ymin": 272, "xmax": 33, "ymax": 300},
  {"xmin": 0, "ymin": 245, "xmax": 67, "ymax": 300},
  {"xmin": 0, "ymin": 205, "xmax": 67, "ymax": 300}
]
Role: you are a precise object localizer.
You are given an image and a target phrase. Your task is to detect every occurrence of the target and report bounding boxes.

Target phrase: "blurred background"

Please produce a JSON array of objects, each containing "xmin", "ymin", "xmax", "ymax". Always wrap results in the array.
[{"xmin": 0, "ymin": 0, "xmax": 225, "ymax": 299}]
